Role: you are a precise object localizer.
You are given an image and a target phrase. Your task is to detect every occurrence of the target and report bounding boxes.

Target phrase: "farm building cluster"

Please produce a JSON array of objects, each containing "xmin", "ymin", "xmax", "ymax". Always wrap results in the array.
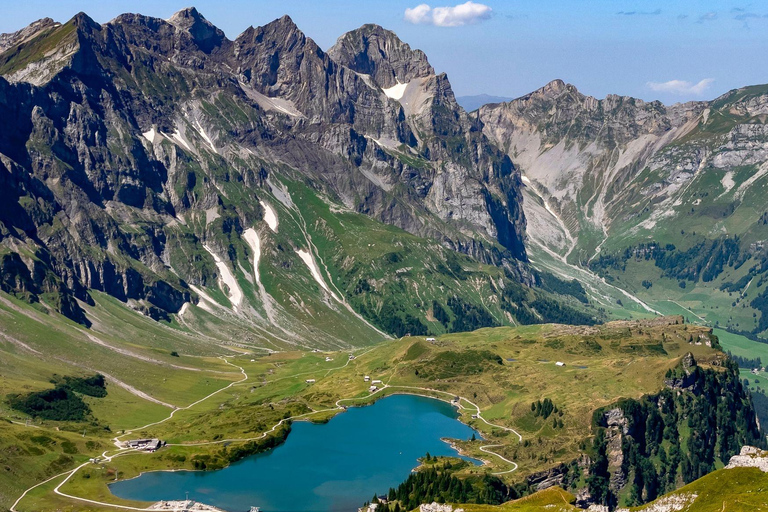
[{"xmin": 124, "ymin": 438, "xmax": 165, "ymax": 452}]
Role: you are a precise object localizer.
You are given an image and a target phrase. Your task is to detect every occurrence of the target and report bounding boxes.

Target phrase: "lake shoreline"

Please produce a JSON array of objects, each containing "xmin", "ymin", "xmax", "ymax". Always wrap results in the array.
[{"xmin": 109, "ymin": 394, "xmax": 482, "ymax": 512}]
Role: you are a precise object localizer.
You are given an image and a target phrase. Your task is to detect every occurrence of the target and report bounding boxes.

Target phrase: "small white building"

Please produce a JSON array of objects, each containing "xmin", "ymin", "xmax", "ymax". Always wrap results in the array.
[
  {"xmin": 372, "ymin": 380, "xmax": 382, "ymax": 384},
  {"xmin": 126, "ymin": 439, "xmax": 163, "ymax": 452},
  {"xmin": 349, "ymin": 355, "xmax": 356, "ymax": 360},
  {"xmin": 306, "ymin": 379, "xmax": 316, "ymax": 384},
  {"xmin": 556, "ymin": 361, "xmax": 566, "ymax": 367},
  {"xmin": 369, "ymin": 385, "xmax": 378, "ymax": 392},
  {"xmin": 325, "ymin": 356, "xmax": 333, "ymax": 362},
  {"xmin": 426, "ymin": 337, "xmax": 436, "ymax": 342},
  {"xmin": 364, "ymin": 375, "xmax": 370, "ymax": 382}
]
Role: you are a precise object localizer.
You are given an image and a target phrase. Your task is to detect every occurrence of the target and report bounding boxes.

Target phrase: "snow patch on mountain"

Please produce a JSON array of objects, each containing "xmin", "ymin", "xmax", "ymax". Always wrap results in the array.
[
  {"xmin": 297, "ymin": 249, "xmax": 334, "ymax": 296},
  {"xmin": 193, "ymin": 119, "xmax": 217, "ymax": 154},
  {"xmin": 383, "ymin": 80, "xmax": 408, "ymax": 100},
  {"xmin": 260, "ymin": 201, "xmax": 278, "ymax": 231},
  {"xmin": 239, "ymin": 83, "xmax": 304, "ymax": 117},
  {"xmin": 720, "ymin": 171, "xmax": 735, "ymax": 195},
  {"xmin": 142, "ymin": 128, "xmax": 157, "ymax": 143},
  {"xmin": 242, "ymin": 228, "xmax": 261, "ymax": 283},
  {"xmin": 203, "ymin": 245, "xmax": 243, "ymax": 309},
  {"xmin": 165, "ymin": 129, "xmax": 193, "ymax": 152}
]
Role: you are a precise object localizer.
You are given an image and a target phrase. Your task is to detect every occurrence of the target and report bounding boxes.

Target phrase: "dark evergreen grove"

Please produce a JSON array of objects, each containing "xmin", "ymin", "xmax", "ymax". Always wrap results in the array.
[
  {"xmin": 7, "ymin": 374, "xmax": 108, "ymax": 421},
  {"xmin": 727, "ymin": 351, "xmax": 762, "ymax": 369},
  {"xmin": 61, "ymin": 374, "xmax": 108, "ymax": 398},
  {"xmin": 588, "ymin": 358, "xmax": 765, "ymax": 507},
  {"xmin": 375, "ymin": 461, "xmax": 518, "ymax": 511}
]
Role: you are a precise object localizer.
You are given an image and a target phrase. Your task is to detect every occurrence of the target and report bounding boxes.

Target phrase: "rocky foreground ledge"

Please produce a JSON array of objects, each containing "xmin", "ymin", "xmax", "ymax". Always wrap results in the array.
[{"xmin": 725, "ymin": 445, "xmax": 768, "ymax": 472}]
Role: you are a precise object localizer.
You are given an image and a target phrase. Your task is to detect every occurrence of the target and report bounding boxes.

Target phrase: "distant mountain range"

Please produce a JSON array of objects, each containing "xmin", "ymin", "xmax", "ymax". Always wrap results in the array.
[
  {"xmin": 456, "ymin": 93, "xmax": 514, "ymax": 112},
  {"xmin": 480, "ymin": 78, "xmax": 768, "ymax": 337}
]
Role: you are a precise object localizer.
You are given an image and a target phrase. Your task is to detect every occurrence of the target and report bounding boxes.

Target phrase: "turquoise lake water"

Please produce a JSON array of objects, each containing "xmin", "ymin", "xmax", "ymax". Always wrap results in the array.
[{"xmin": 110, "ymin": 394, "xmax": 481, "ymax": 512}]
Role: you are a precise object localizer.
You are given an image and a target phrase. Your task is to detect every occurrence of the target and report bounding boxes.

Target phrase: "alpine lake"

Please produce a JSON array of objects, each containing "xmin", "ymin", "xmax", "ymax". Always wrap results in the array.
[{"xmin": 110, "ymin": 394, "xmax": 482, "ymax": 512}]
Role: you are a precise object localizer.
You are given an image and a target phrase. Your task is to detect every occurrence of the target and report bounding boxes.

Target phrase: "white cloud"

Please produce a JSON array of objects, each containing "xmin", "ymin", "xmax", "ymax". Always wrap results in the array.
[
  {"xmin": 404, "ymin": 4, "xmax": 433, "ymax": 24},
  {"xmin": 647, "ymin": 78, "xmax": 715, "ymax": 96},
  {"xmin": 404, "ymin": 2, "xmax": 492, "ymax": 27}
]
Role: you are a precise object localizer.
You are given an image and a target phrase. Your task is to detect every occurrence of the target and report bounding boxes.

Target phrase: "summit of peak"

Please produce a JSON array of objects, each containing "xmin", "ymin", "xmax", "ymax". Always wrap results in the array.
[
  {"xmin": 328, "ymin": 24, "xmax": 433, "ymax": 89},
  {"xmin": 168, "ymin": 6, "xmax": 225, "ymax": 53}
]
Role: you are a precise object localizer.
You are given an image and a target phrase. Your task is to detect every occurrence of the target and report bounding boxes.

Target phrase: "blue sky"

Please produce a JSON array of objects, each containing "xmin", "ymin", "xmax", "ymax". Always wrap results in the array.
[{"xmin": 3, "ymin": 1, "xmax": 767, "ymax": 104}]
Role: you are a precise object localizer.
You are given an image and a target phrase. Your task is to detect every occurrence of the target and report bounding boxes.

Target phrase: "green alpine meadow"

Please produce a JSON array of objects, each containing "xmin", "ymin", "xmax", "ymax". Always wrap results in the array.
[{"xmin": 1, "ymin": 3, "xmax": 767, "ymax": 512}]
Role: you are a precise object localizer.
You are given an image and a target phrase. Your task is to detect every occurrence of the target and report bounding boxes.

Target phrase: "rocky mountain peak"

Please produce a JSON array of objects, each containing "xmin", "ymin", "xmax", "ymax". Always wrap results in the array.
[
  {"xmin": 530, "ymin": 79, "xmax": 581, "ymax": 102},
  {"xmin": 168, "ymin": 7, "xmax": 225, "ymax": 52},
  {"xmin": 543, "ymin": 78, "xmax": 567, "ymax": 94},
  {"xmin": 233, "ymin": 14, "xmax": 318, "ymax": 96},
  {"xmin": 328, "ymin": 23, "xmax": 433, "ymax": 88},
  {"xmin": 71, "ymin": 12, "xmax": 100, "ymax": 32},
  {"xmin": 236, "ymin": 14, "xmax": 308, "ymax": 56},
  {"xmin": 0, "ymin": 17, "xmax": 59, "ymax": 54}
]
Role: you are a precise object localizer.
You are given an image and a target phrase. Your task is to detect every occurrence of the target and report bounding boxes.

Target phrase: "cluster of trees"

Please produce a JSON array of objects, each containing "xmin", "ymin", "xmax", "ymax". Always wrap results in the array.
[
  {"xmin": 727, "ymin": 352, "xmax": 762, "ymax": 369},
  {"xmin": 589, "ymin": 359, "xmax": 765, "ymax": 507},
  {"xmin": 535, "ymin": 272, "xmax": 589, "ymax": 303},
  {"xmin": 720, "ymin": 274, "xmax": 752, "ymax": 293},
  {"xmin": 590, "ymin": 237, "xmax": 748, "ymax": 285},
  {"xmin": 61, "ymin": 374, "xmax": 108, "ymax": 398},
  {"xmin": 499, "ymin": 279, "xmax": 597, "ymax": 327},
  {"xmin": 374, "ymin": 461, "xmax": 517, "ymax": 511},
  {"xmin": 751, "ymin": 388, "xmax": 768, "ymax": 432},
  {"xmin": 446, "ymin": 296, "xmax": 499, "ymax": 332},
  {"xmin": 432, "ymin": 300, "xmax": 451, "ymax": 327},
  {"xmin": 7, "ymin": 374, "xmax": 107, "ymax": 421},
  {"xmin": 357, "ymin": 300, "xmax": 429, "ymax": 338},
  {"xmin": 530, "ymin": 398, "xmax": 559, "ymax": 420},
  {"xmin": 192, "ymin": 423, "xmax": 292, "ymax": 470},
  {"xmin": 749, "ymin": 288, "xmax": 768, "ymax": 332}
]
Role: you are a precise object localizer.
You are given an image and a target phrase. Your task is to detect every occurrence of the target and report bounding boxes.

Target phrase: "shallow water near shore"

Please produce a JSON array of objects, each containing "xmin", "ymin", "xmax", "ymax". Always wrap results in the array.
[{"xmin": 110, "ymin": 394, "xmax": 482, "ymax": 512}]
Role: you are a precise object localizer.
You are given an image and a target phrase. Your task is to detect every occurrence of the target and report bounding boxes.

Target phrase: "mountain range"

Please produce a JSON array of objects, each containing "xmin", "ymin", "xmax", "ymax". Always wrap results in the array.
[
  {"xmin": 0, "ymin": 9, "xmax": 611, "ymax": 351},
  {"xmin": 2, "ymin": 6, "xmax": 768, "ymax": 348}
]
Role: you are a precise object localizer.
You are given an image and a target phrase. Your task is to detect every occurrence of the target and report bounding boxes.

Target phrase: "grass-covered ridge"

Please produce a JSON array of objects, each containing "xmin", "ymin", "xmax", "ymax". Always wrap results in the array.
[{"xmin": 0, "ymin": 21, "xmax": 77, "ymax": 77}]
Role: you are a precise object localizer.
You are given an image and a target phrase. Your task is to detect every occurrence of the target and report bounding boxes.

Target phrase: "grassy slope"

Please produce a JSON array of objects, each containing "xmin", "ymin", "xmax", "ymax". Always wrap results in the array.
[
  {"xmin": 459, "ymin": 487, "xmax": 579, "ymax": 512},
  {"xmin": 0, "ymin": 289, "xmax": 249, "ymax": 509},
  {"xmin": 632, "ymin": 467, "xmax": 768, "ymax": 512}
]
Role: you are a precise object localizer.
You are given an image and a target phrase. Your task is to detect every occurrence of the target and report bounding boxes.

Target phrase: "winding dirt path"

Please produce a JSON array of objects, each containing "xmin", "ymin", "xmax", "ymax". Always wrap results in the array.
[{"xmin": 11, "ymin": 357, "xmax": 246, "ymax": 512}]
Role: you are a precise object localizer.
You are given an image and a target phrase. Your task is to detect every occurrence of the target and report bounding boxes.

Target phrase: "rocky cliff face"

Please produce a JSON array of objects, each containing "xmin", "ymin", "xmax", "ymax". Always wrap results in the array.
[
  {"xmin": 0, "ymin": 9, "xmax": 531, "ymax": 344},
  {"xmin": 328, "ymin": 24, "xmax": 434, "ymax": 89},
  {"xmin": 480, "ymin": 80, "xmax": 768, "ymax": 263},
  {"xmin": 329, "ymin": 24, "xmax": 527, "ymax": 262},
  {"xmin": 479, "ymin": 80, "xmax": 708, "ymax": 258},
  {"xmin": 479, "ymin": 78, "xmax": 768, "ymax": 337}
]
